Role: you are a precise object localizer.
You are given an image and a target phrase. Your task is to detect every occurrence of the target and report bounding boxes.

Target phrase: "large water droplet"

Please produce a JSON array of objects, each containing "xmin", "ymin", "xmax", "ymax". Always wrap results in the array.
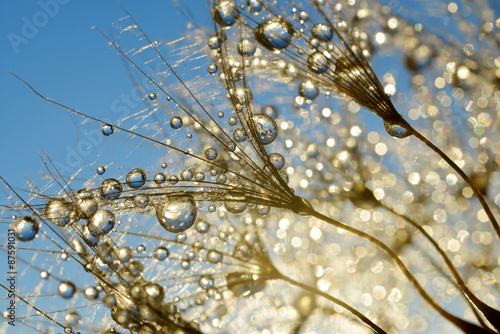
[
  {"xmin": 224, "ymin": 193, "xmax": 248, "ymax": 214},
  {"xmin": 156, "ymin": 196, "xmax": 197, "ymax": 233},
  {"xmin": 126, "ymin": 168, "xmax": 147, "ymax": 188},
  {"xmin": 255, "ymin": 19, "xmax": 294, "ymax": 51},
  {"xmin": 170, "ymin": 116, "xmax": 183, "ymax": 129},
  {"xmin": 233, "ymin": 128, "xmax": 247, "ymax": 142},
  {"xmin": 77, "ymin": 195, "xmax": 98, "ymax": 218},
  {"xmin": 299, "ymin": 80, "xmax": 319, "ymax": 100},
  {"xmin": 214, "ymin": 0, "xmax": 239, "ymax": 27},
  {"xmin": 154, "ymin": 173, "xmax": 167, "ymax": 184},
  {"xmin": 180, "ymin": 169, "xmax": 193, "ymax": 181},
  {"xmin": 89, "ymin": 209, "xmax": 115, "ymax": 237},
  {"xmin": 384, "ymin": 120, "xmax": 410, "ymax": 138},
  {"xmin": 307, "ymin": 51, "xmax": 329, "ymax": 73},
  {"xmin": 58, "ymin": 281, "xmax": 76, "ymax": 299},
  {"xmin": 238, "ymin": 39, "xmax": 257, "ymax": 57},
  {"xmin": 133, "ymin": 193, "xmax": 150, "ymax": 209},
  {"xmin": 12, "ymin": 216, "xmax": 39, "ymax": 241},
  {"xmin": 45, "ymin": 199, "xmax": 78, "ymax": 227},
  {"xmin": 269, "ymin": 153, "xmax": 285, "ymax": 170},
  {"xmin": 100, "ymin": 179, "xmax": 122, "ymax": 200},
  {"xmin": 252, "ymin": 114, "xmax": 278, "ymax": 145},
  {"xmin": 311, "ymin": 23, "xmax": 333, "ymax": 41},
  {"xmin": 247, "ymin": 0, "xmax": 262, "ymax": 13},
  {"xmin": 205, "ymin": 148, "xmax": 218, "ymax": 160},
  {"xmin": 154, "ymin": 246, "xmax": 170, "ymax": 261}
]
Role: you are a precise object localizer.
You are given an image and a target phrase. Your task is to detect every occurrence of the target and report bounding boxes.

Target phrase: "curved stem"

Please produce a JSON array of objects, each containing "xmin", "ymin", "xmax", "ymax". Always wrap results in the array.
[
  {"xmin": 276, "ymin": 273, "xmax": 387, "ymax": 334},
  {"xmin": 304, "ymin": 205, "xmax": 494, "ymax": 334},
  {"xmin": 407, "ymin": 125, "xmax": 500, "ymax": 239}
]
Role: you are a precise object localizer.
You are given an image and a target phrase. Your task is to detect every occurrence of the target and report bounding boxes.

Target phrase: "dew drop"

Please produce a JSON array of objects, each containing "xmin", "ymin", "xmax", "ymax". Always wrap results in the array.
[
  {"xmin": 154, "ymin": 246, "xmax": 170, "ymax": 261},
  {"xmin": 45, "ymin": 199, "xmax": 79, "ymax": 227},
  {"xmin": 101, "ymin": 124, "xmax": 114, "ymax": 136},
  {"xmin": 208, "ymin": 205, "xmax": 216, "ymax": 213},
  {"xmin": 226, "ymin": 273, "xmax": 265, "ymax": 296},
  {"xmin": 214, "ymin": 0, "xmax": 239, "ymax": 27},
  {"xmin": 180, "ymin": 169, "xmax": 193, "ymax": 181},
  {"xmin": 307, "ymin": 52, "xmax": 329, "ymax": 73},
  {"xmin": 384, "ymin": 120, "xmax": 410, "ymax": 138},
  {"xmin": 199, "ymin": 275, "xmax": 214, "ymax": 290},
  {"xmin": 247, "ymin": 0, "xmax": 262, "ymax": 13},
  {"xmin": 77, "ymin": 195, "xmax": 98, "ymax": 218},
  {"xmin": 224, "ymin": 193, "xmax": 248, "ymax": 214},
  {"xmin": 218, "ymin": 111, "xmax": 225, "ymax": 118},
  {"xmin": 207, "ymin": 63, "xmax": 218, "ymax": 74},
  {"xmin": 207, "ymin": 250, "xmax": 223, "ymax": 263},
  {"xmin": 126, "ymin": 168, "xmax": 147, "ymax": 188},
  {"xmin": 154, "ymin": 172, "xmax": 167, "ymax": 184},
  {"xmin": 88, "ymin": 209, "xmax": 115, "ymax": 237},
  {"xmin": 100, "ymin": 179, "xmax": 123, "ymax": 200},
  {"xmin": 133, "ymin": 193, "xmax": 150, "ymax": 209},
  {"xmin": 96, "ymin": 166, "xmax": 106, "ymax": 175},
  {"xmin": 311, "ymin": 23, "xmax": 333, "ymax": 41},
  {"xmin": 228, "ymin": 116, "xmax": 238, "ymax": 126},
  {"xmin": 205, "ymin": 148, "xmax": 218, "ymax": 160},
  {"xmin": 196, "ymin": 220, "xmax": 209, "ymax": 233},
  {"xmin": 156, "ymin": 196, "xmax": 197, "ymax": 233},
  {"xmin": 269, "ymin": 153, "xmax": 285, "ymax": 170},
  {"xmin": 170, "ymin": 175, "xmax": 179, "ymax": 185},
  {"xmin": 238, "ymin": 39, "xmax": 257, "ymax": 57},
  {"xmin": 256, "ymin": 204, "xmax": 270, "ymax": 216},
  {"xmin": 299, "ymin": 80, "xmax": 319, "ymax": 100},
  {"xmin": 208, "ymin": 35, "xmax": 221, "ymax": 50},
  {"xmin": 58, "ymin": 281, "xmax": 76, "ymax": 299},
  {"xmin": 149, "ymin": 93, "xmax": 157, "ymax": 101},
  {"xmin": 252, "ymin": 114, "xmax": 278, "ymax": 145},
  {"xmin": 195, "ymin": 172, "xmax": 205, "ymax": 181},
  {"xmin": 12, "ymin": 216, "xmax": 39, "ymax": 241},
  {"xmin": 255, "ymin": 19, "xmax": 294, "ymax": 51},
  {"xmin": 233, "ymin": 128, "xmax": 247, "ymax": 142},
  {"xmin": 170, "ymin": 116, "xmax": 183, "ymax": 129},
  {"xmin": 161, "ymin": 163, "xmax": 168, "ymax": 169}
]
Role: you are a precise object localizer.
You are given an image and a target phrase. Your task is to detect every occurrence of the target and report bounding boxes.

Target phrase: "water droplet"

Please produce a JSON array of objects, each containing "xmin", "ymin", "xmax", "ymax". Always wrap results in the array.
[
  {"xmin": 58, "ymin": 281, "xmax": 76, "ymax": 299},
  {"xmin": 149, "ymin": 93, "xmax": 157, "ymax": 101},
  {"xmin": 154, "ymin": 172, "xmax": 167, "ymax": 184},
  {"xmin": 207, "ymin": 63, "xmax": 218, "ymax": 74},
  {"xmin": 156, "ymin": 196, "xmax": 197, "ymax": 233},
  {"xmin": 247, "ymin": 0, "xmax": 262, "ymax": 13},
  {"xmin": 205, "ymin": 148, "xmax": 218, "ymax": 160},
  {"xmin": 180, "ymin": 169, "xmax": 193, "ymax": 181},
  {"xmin": 136, "ymin": 244, "xmax": 146, "ymax": 254},
  {"xmin": 195, "ymin": 172, "xmax": 205, "ymax": 181},
  {"xmin": 279, "ymin": 170, "xmax": 289, "ymax": 184},
  {"xmin": 256, "ymin": 205, "xmax": 270, "ymax": 216},
  {"xmin": 311, "ymin": 23, "xmax": 333, "ymax": 41},
  {"xmin": 45, "ymin": 199, "xmax": 78, "ymax": 227},
  {"xmin": 196, "ymin": 220, "xmax": 209, "ymax": 233},
  {"xmin": 96, "ymin": 166, "xmax": 106, "ymax": 175},
  {"xmin": 226, "ymin": 273, "xmax": 265, "ymax": 296},
  {"xmin": 233, "ymin": 128, "xmax": 247, "ymax": 142},
  {"xmin": 208, "ymin": 205, "xmax": 216, "ymax": 213},
  {"xmin": 384, "ymin": 120, "xmax": 410, "ymax": 138},
  {"xmin": 238, "ymin": 39, "xmax": 257, "ymax": 56},
  {"xmin": 252, "ymin": 114, "xmax": 278, "ymax": 145},
  {"xmin": 64, "ymin": 311, "xmax": 81, "ymax": 327},
  {"xmin": 101, "ymin": 124, "xmax": 114, "ymax": 136},
  {"xmin": 126, "ymin": 168, "xmax": 147, "ymax": 188},
  {"xmin": 154, "ymin": 246, "xmax": 169, "ymax": 261},
  {"xmin": 208, "ymin": 35, "xmax": 221, "ymax": 49},
  {"xmin": 169, "ymin": 116, "xmax": 183, "ymax": 129},
  {"xmin": 299, "ymin": 80, "xmax": 319, "ymax": 100},
  {"xmin": 207, "ymin": 250, "xmax": 223, "ymax": 263},
  {"xmin": 216, "ymin": 173, "xmax": 227, "ymax": 184},
  {"xmin": 255, "ymin": 19, "xmax": 294, "ymax": 51},
  {"xmin": 12, "ymin": 216, "xmax": 39, "ymax": 241},
  {"xmin": 199, "ymin": 275, "xmax": 214, "ymax": 290},
  {"xmin": 117, "ymin": 247, "xmax": 133, "ymax": 262},
  {"xmin": 169, "ymin": 175, "xmax": 179, "ymax": 185},
  {"xmin": 134, "ymin": 193, "xmax": 150, "ymax": 208},
  {"xmin": 84, "ymin": 286, "xmax": 99, "ymax": 300},
  {"xmin": 228, "ymin": 116, "xmax": 238, "ymax": 126},
  {"xmin": 100, "ymin": 179, "xmax": 123, "ymax": 200},
  {"xmin": 307, "ymin": 52, "xmax": 329, "ymax": 73},
  {"xmin": 269, "ymin": 153, "xmax": 285, "ymax": 170},
  {"xmin": 89, "ymin": 209, "xmax": 115, "ymax": 237},
  {"xmin": 224, "ymin": 193, "xmax": 248, "ymax": 214},
  {"xmin": 214, "ymin": 0, "xmax": 239, "ymax": 27},
  {"xmin": 218, "ymin": 111, "xmax": 225, "ymax": 118}
]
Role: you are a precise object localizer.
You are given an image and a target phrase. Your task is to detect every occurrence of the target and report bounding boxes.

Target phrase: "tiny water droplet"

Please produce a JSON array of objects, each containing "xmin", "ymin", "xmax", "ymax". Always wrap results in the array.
[
  {"xmin": 126, "ymin": 168, "xmax": 147, "ymax": 188},
  {"xmin": 269, "ymin": 153, "xmax": 285, "ymax": 170},
  {"xmin": 96, "ymin": 166, "xmax": 106, "ymax": 175},
  {"xmin": 311, "ymin": 23, "xmax": 333, "ymax": 41},
  {"xmin": 170, "ymin": 116, "xmax": 183, "ymax": 129},
  {"xmin": 12, "ymin": 216, "xmax": 39, "ymax": 241},
  {"xmin": 207, "ymin": 63, "xmax": 218, "ymax": 74},
  {"xmin": 384, "ymin": 120, "xmax": 410, "ymax": 138},
  {"xmin": 252, "ymin": 114, "xmax": 278, "ymax": 145},
  {"xmin": 214, "ymin": 0, "xmax": 239, "ymax": 27},
  {"xmin": 154, "ymin": 246, "xmax": 170, "ymax": 261},
  {"xmin": 100, "ymin": 179, "xmax": 123, "ymax": 200},
  {"xmin": 154, "ymin": 172, "xmax": 167, "ymax": 184},
  {"xmin": 205, "ymin": 148, "xmax": 218, "ymax": 160},
  {"xmin": 89, "ymin": 209, "xmax": 115, "ymax": 237},
  {"xmin": 156, "ymin": 196, "xmax": 197, "ymax": 233},
  {"xmin": 149, "ymin": 93, "xmax": 157, "ymax": 101},
  {"xmin": 207, "ymin": 250, "xmax": 223, "ymax": 263},
  {"xmin": 299, "ymin": 80, "xmax": 319, "ymax": 100},
  {"xmin": 238, "ymin": 39, "xmax": 257, "ymax": 56},
  {"xmin": 58, "ymin": 281, "xmax": 76, "ymax": 299},
  {"xmin": 101, "ymin": 124, "xmax": 114, "ymax": 136}
]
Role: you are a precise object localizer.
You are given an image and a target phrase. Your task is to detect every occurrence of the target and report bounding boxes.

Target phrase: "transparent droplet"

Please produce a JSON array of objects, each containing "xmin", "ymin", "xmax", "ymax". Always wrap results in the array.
[
  {"xmin": 161, "ymin": 163, "xmax": 168, "ymax": 169},
  {"xmin": 100, "ymin": 179, "xmax": 123, "ymax": 200},
  {"xmin": 226, "ymin": 273, "xmax": 265, "ymax": 296},
  {"xmin": 149, "ymin": 93, "xmax": 157, "ymax": 101},
  {"xmin": 299, "ymin": 80, "xmax": 319, "ymax": 100},
  {"xmin": 238, "ymin": 39, "xmax": 257, "ymax": 56},
  {"xmin": 207, "ymin": 250, "xmax": 223, "ymax": 263},
  {"xmin": 247, "ymin": 0, "xmax": 262, "ymax": 13},
  {"xmin": 384, "ymin": 120, "xmax": 410, "ymax": 138},
  {"xmin": 208, "ymin": 35, "xmax": 220, "ymax": 49},
  {"xmin": 279, "ymin": 170, "xmax": 289, "ymax": 184},
  {"xmin": 77, "ymin": 195, "xmax": 98, "ymax": 218},
  {"xmin": 169, "ymin": 175, "xmax": 179, "ymax": 185},
  {"xmin": 117, "ymin": 247, "xmax": 133, "ymax": 262},
  {"xmin": 224, "ymin": 193, "xmax": 248, "ymax": 214},
  {"xmin": 12, "ymin": 216, "xmax": 39, "ymax": 241},
  {"xmin": 216, "ymin": 173, "xmax": 227, "ymax": 184},
  {"xmin": 256, "ymin": 205, "xmax": 270, "ymax": 216},
  {"xmin": 180, "ymin": 169, "xmax": 193, "ymax": 181},
  {"xmin": 45, "ymin": 199, "xmax": 78, "ymax": 227},
  {"xmin": 170, "ymin": 116, "xmax": 183, "ymax": 129},
  {"xmin": 126, "ymin": 168, "xmax": 147, "ymax": 188},
  {"xmin": 307, "ymin": 51, "xmax": 329, "ymax": 73},
  {"xmin": 154, "ymin": 172, "xmax": 167, "ymax": 184},
  {"xmin": 134, "ymin": 193, "xmax": 150, "ymax": 209},
  {"xmin": 252, "ymin": 114, "xmax": 278, "ymax": 145},
  {"xmin": 58, "ymin": 281, "xmax": 76, "ymax": 299},
  {"xmin": 269, "ymin": 153, "xmax": 285, "ymax": 170},
  {"xmin": 228, "ymin": 116, "xmax": 238, "ymax": 126},
  {"xmin": 199, "ymin": 275, "xmax": 214, "ymax": 290},
  {"xmin": 218, "ymin": 111, "xmax": 225, "ymax": 118},
  {"xmin": 88, "ymin": 209, "xmax": 115, "ymax": 237},
  {"xmin": 195, "ymin": 172, "xmax": 205, "ymax": 181},
  {"xmin": 84, "ymin": 286, "xmax": 99, "ymax": 300},
  {"xmin": 154, "ymin": 246, "xmax": 169, "ymax": 261},
  {"xmin": 156, "ymin": 196, "xmax": 197, "ymax": 233},
  {"xmin": 233, "ymin": 128, "xmax": 247, "ymax": 142},
  {"xmin": 205, "ymin": 148, "xmax": 218, "ymax": 160},
  {"xmin": 208, "ymin": 205, "xmax": 216, "ymax": 213},
  {"xmin": 96, "ymin": 166, "xmax": 106, "ymax": 175},
  {"xmin": 64, "ymin": 311, "xmax": 81, "ymax": 327},
  {"xmin": 207, "ymin": 63, "xmax": 218, "ymax": 74},
  {"xmin": 101, "ymin": 124, "xmax": 114, "ymax": 136},
  {"xmin": 214, "ymin": 0, "xmax": 239, "ymax": 27},
  {"xmin": 255, "ymin": 19, "xmax": 294, "ymax": 51},
  {"xmin": 196, "ymin": 220, "xmax": 209, "ymax": 233},
  {"xmin": 311, "ymin": 23, "xmax": 333, "ymax": 41}
]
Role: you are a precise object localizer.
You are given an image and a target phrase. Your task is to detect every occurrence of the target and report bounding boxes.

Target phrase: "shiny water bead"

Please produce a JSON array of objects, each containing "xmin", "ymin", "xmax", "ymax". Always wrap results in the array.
[
  {"xmin": 145, "ymin": 283, "xmax": 165, "ymax": 304},
  {"xmin": 180, "ymin": 169, "xmax": 193, "ymax": 181},
  {"xmin": 238, "ymin": 39, "xmax": 257, "ymax": 57},
  {"xmin": 82, "ymin": 225, "xmax": 99, "ymax": 246},
  {"xmin": 279, "ymin": 170, "xmax": 289, "ymax": 184},
  {"xmin": 64, "ymin": 311, "xmax": 81, "ymax": 327},
  {"xmin": 269, "ymin": 153, "xmax": 285, "ymax": 170},
  {"xmin": 247, "ymin": 0, "xmax": 262, "ymax": 13},
  {"xmin": 156, "ymin": 196, "xmax": 197, "ymax": 233},
  {"xmin": 117, "ymin": 247, "xmax": 133, "ymax": 262},
  {"xmin": 384, "ymin": 120, "xmax": 410, "ymax": 138},
  {"xmin": 207, "ymin": 250, "xmax": 223, "ymax": 263},
  {"xmin": 235, "ymin": 86, "xmax": 252, "ymax": 103},
  {"xmin": 58, "ymin": 281, "xmax": 76, "ymax": 299},
  {"xmin": 84, "ymin": 286, "xmax": 99, "ymax": 301},
  {"xmin": 176, "ymin": 233, "xmax": 187, "ymax": 243},
  {"xmin": 199, "ymin": 275, "xmax": 214, "ymax": 290},
  {"xmin": 214, "ymin": 0, "xmax": 239, "ymax": 27},
  {"xmin": 226, "ymin": 273, "xmax": 265, "ymax": 296},
  {"xmin": 311, "ymin": 23, "xmax": 333, "ymax": 41},
  {"xmin": 101, "ymin": 124, "xmax": 114, "ymax": 136},
  {"xmin": 12, "ymin": 216, "xmax": 39, "ymax": 241},
  {"xmin": 126, "ymin": 168, "xmax": 147, "ymax": 188},
  {"xmin": 233, "ymin": 128, "xmax": 247, "ymax": 142},
  {"xmin": 148, "ymin": 93, "xmax": 157, "ymax": 101},
  {"xmin": 216, "ymin": 173, "xmax": 227, "ymax": 184},
  {"xmin": 136, "ymin": 244, "xmax": 146, "ymax": 254},
  {"xmin": 208, "ymin": 205, "xmax": 216, "ymax": 213},
  {"xmin": 195, "ymin": 172, "xmax": 205, "ymax": 181},
  {"xmin": 252, "ymin": 114, "xmax": 278, "ymax": 145},
  {"xmin": 256, "ymin": 205, "xmax": 270, "ymax": 216},
  {"xmin": 226, "ymin": 141, "xmax": 236, "ymax": 151},
  {"xmin": 170, "ymin": 116, "xmax": 183, "ymax": 129},
  {"xmin": 89, "ymin": 209, "xmax": 115, "ymax": 237},
  {"xmin": 169, "ymin": 175, "xmax": 179, "ymax": 185},
  {"xmin": 205, "ymin": 148, "xmax": 218, "ymax": 160},
  {"xmin": 154, "ymin": 246, "xmax": 169, "ymax": 261},
  {"xmin": 154, "ymin": 172, "xmax": 167, "ymax": 184},
  {"xmin": 307, "ymin": 52, "xmax": 329, "ymax": 73},
  {"xmin": 207, "ymin": 63, "xmax": 218, "ymax": 74},
  {"xmin": 100, "ymin": 179, "xmax": 123, "ymax": 200},
  {"xmin": 96, "ymin": 166, "xmax": 106, "ymax": 175},
  {"xmin": 218, "ymin": 111, "xmax": 225, "ymax": 118},
  {"xmin": 134, "ymin": 193, "xmax": 150, "ymax": 209},
  {"xmin": 208, "ymin": 35, "xmax": 220, "ymax": 50},
  {"xmin": 45, "ymin": 199, "xmax": 79, "ymax": 227},
  {"xmin": 224, "ymin": 193, "xmax": 248, "ymax": 214},
  {"xmin": 228, "ymin": 116, "xmax": 238, "ymax": 126},
  {"xmin": 299, "ymin": 80, "xmax": 319, "ymax": 100},
  {"xmin": 255, "ymin": 19, "xmax": 294, "ymax": 51},
  {"xmin": 196, "ymin": 220, "xmax": 209, "ymax": 233}
]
